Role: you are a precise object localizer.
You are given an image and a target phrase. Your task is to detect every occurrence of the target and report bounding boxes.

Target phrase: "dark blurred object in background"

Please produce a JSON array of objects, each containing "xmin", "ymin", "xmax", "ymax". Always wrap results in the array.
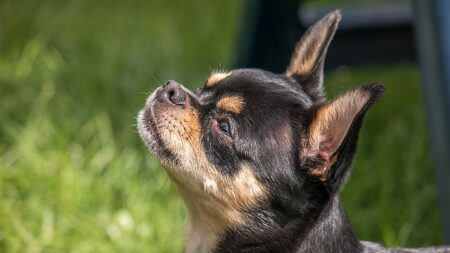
[
  {"xmin": 413, "ymin": 0, "xmax": 450, "ymax": 244},
  {"xmin": 235, "ymin": 0, "xmax": 415, "ymax": 72}
]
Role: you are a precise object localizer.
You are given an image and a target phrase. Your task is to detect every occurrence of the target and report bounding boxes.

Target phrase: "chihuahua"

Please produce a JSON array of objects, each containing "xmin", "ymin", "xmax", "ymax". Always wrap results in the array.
[{"xmin": 137, "ymin": 10, "xmax": 450, "ymax": 253}]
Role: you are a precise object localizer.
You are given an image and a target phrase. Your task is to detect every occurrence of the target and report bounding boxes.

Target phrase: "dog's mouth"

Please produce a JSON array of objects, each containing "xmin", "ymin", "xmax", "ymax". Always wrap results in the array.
[{"xmin": 137, "ymin": 90, "xmax": 172, "ymax": 158}]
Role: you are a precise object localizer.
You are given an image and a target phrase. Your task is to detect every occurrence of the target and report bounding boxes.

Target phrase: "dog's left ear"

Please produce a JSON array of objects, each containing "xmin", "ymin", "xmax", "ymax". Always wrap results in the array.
[
  {"xmin": 286, "ymin": 10, "xmax": 341, "ymax": 102},
  {"xmin": 300, "ymin": 84, "xmax": 385, "ymax": 191}
]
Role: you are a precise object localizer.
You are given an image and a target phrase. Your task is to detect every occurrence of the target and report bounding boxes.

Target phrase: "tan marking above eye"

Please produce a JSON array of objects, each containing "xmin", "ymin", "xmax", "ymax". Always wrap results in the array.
[
  {"xmin": 216, "ymin": 95, "xmax": 245, "ymax": 114},
  {"xmin": 205, "ymin": 71, "xmax": 231, "ymax": 87}
]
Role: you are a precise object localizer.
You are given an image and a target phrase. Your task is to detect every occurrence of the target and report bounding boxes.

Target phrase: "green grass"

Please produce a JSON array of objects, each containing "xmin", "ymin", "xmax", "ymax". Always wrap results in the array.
[{"xmin": 0, "ymin": 0, "xmax": 444, "ymax": 252}]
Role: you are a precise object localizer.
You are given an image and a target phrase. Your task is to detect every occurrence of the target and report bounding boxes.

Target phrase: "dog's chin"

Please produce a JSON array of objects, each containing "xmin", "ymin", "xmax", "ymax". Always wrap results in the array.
[
  {"xmin": 137, "ymin": 92, "xmax": 171, "ymax": 158},
  {"xmin": 137, "ymin": 109, "xmax": 163, "ymax": 157}
]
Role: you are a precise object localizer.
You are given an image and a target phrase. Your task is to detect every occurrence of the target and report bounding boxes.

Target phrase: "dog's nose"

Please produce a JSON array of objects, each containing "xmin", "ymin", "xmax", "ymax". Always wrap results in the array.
[{"xmin": 162, "ymin": 80, "xmax": 186, "ymax": 106}]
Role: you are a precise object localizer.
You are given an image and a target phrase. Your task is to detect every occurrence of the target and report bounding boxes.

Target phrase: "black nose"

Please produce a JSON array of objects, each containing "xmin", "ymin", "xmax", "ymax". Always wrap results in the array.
[{"xmin": 162, "ymin": 80, "xmax": 186, "ymax": 105}]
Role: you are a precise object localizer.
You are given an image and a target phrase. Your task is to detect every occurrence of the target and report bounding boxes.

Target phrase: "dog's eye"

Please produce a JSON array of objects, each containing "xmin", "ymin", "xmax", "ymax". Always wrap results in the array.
[{"xmin": 218, "ymin": 120, "xmax": 231, "ymax": 136}]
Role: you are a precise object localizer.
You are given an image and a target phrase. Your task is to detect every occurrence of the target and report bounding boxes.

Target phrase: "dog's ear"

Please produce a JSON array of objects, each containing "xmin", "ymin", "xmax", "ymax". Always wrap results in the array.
[
  {"xmin": 286, "ymin": 10, "xmax": 341, "ymax": 102},
  {"xmin": 300, "ymin": 84, "xmax": 385, "ymax": 191}
]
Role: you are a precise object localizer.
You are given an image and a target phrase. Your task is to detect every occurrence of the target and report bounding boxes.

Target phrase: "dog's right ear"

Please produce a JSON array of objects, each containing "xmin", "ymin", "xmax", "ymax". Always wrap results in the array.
[
  {"xmin": 286, "ymin": 10, "xmax": 341, "ymax": 102},
  {"xmin": 300, "ymin": 84, "xmax": 385, "ymax": 192}
]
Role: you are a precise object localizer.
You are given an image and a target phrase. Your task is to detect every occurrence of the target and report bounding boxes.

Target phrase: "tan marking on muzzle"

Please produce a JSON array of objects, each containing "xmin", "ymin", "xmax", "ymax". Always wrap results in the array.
[
  {"xmin": 156, "ymin": 107, "xmax": 201, "ymax": 157},
  {"xmin": 216, "ymin": 95, "xmax": 245, "ymax": 114},
  {"xmin": 205, "ymin": 71, "xmax": 231, "ymax": 87}
]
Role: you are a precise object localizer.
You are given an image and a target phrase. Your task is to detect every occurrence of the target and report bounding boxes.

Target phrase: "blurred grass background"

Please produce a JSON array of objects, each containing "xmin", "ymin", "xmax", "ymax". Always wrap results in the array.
[{"xmin": 0, "ymin": 0, "xmax": 444, "ymax": 252}]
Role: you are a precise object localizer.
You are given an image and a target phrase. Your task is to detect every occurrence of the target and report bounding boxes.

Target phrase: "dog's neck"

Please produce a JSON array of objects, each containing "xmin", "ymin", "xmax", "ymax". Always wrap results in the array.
[
  {"xmin": 176, "ymin": 181, "xmax": 243, "ymax": 253},
  {"xmin": 295, "ymin": 196, "xmax": 362, "ymax": 253},
  {"xmin": 210, "ymin": 196, "xmax": 362, "ymax": 253},
  {"xmin": 184, "ymin": 215, "xmax": 220, "ymax": 253}
]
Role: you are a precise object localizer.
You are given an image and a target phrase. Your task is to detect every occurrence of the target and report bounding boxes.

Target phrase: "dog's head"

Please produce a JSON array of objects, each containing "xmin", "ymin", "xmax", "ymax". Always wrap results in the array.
[{"xmin": 138, "ymin": 10, "xmax": 384, "ymax": 251}]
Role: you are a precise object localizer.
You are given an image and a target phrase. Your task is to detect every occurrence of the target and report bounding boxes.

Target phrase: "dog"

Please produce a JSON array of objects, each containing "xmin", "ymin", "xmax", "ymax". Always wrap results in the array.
[{"xmin": 137, "ymin": 10, "xmax": 450, "ymax": 253}]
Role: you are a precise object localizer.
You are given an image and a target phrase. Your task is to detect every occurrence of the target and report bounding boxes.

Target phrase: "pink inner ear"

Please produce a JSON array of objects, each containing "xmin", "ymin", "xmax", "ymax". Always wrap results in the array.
[
  {"xmin": 303, "ymin": 87, "xmax": 371, "ymax": 178},
  {"xmin": 318, "ymin": 142, "xmax": 332, "ymax": 160},
  {"xmin": 319, "ymin": 126, "xmax": 347, "ymax": 160},
  {"xmin": 306, "ymin": 129, "xmax": 347, "ymax": 179}
]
